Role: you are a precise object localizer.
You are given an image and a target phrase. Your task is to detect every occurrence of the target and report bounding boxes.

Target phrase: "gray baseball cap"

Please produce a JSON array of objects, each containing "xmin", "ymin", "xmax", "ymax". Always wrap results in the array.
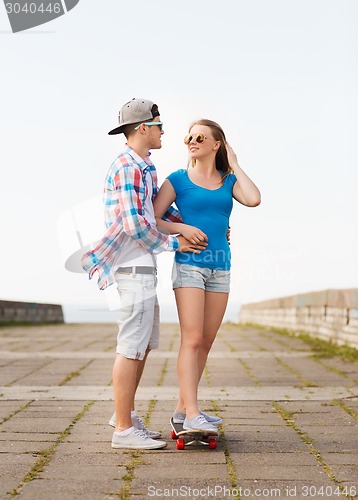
[{"xmin": 108, "ymin": 98, "xmax": 160, "ymax": 135}]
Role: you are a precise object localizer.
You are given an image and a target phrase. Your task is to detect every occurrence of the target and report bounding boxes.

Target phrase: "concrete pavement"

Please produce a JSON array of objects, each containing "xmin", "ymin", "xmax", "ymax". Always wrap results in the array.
[{"xmin": 0, "ymin": 322, "xmax": 357, "ymax": 499}]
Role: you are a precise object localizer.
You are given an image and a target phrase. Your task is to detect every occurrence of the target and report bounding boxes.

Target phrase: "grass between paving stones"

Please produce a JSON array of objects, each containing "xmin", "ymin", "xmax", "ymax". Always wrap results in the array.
[
  {"xmin": 58, "ymin": 360, "xmax": 93, "ymax": 386},
  {"xmin": 245, "ymin": 324, "xmax": 358, "ymax": 362},
  {"xmin": 205, "ymin": 363, "xmax": 240, "ymax": 498},
  {"xmin": 216, "ymin": 333, "xmax": 261, "ymax": 386},
  {"xmin": 219, "ymin": 329, "xmax": 267, "ymax": 353},
  {"xmin": 273, "ymin": 402, "xmax": 356, "ymax": 500},
  {"xmin": 114, "ymin": 331, "xmax": 177, "ymax": 499},
  {"xmin": 156, "ymin": 359, "xmax": 168, "ymax": 387},
  {"xmin": 43, "ymin": 340, "xmax": 68, "ymax": 352},
  {"xmin": 117, "ymin": 450, "xmax": 145, "ymax": 500},
  {"xmin": 211, "ymin": 400, "xmax": 240, "ymax": 499},
  {"xmin": 0, "ymin": 401, "xmax": 34, "ymax": 425},
  {"xmin": 238, "ymin": 359, "xmax": 262, "ymax": 386},
  {"xmin": 274, "ymin": 357, "xmax": 319, "ymax": 388},
  {"xmin": 314, "ymin": 359, "xmax": 353, "ymax": 380},
  {"xmin": 7, "ymin": 401, "xmax": 95, "ymax": 496},
  {"xmin": 114, "ymin": 401, "xmax": 156, "ymax": 500},
  {"xmin": 331, "ymin": 399, "xmax": 358, "ymax": 421},
  {"xmin": 4, "ymin": 359, "xmax": 54, "ymax": 386}
]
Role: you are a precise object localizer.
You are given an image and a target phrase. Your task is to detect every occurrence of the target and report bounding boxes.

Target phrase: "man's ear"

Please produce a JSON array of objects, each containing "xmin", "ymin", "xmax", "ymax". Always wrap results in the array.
[{"xmin": 137, "ymin": 124, "xmax": 147, "ymax": 135}]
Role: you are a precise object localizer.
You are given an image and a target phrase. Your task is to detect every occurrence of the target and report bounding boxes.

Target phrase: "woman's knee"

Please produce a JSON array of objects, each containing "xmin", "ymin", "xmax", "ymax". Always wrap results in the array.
[{"xmin": 180, "ymin": 331, "xmax": 203, "ymax": 350}]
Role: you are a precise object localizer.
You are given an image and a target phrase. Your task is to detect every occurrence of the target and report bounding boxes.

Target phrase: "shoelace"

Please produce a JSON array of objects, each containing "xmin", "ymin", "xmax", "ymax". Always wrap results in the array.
[
  {"xmin": 196, "ymin": 415, "xmax": 208, "ymax": 425},
  {"xmin": 133, "ymin": 429, "xmax": 148, "ymax": 440},
  {"xmin": 134, "ymin": 416, "xmax": 147, "ymax": 431}
]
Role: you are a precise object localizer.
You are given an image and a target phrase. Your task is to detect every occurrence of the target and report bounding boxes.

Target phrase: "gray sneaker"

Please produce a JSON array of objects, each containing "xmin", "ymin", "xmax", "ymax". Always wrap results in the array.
[
  {"xmin": 200, "ymin": 410, "xmax": 222, "ymax": 425},
  {"xmin": 173, "ymin": 410, "xmax": 222, "ymax": 425},
  {"xmin": 112, "ymin": 428, "xmax": 167, "ymax": 450},
  {"xmin": 183, "ymin": 415, "xmax": 218, "ymax": 433},
  {"xmin": 108, "ymin": 412, "xmax": 162, "ymax": 439}
]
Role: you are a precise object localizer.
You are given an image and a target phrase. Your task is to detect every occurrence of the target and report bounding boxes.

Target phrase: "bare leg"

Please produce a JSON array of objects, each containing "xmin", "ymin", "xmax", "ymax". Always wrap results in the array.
[
  {"xmin": 174, "ymin": 287, "xmax": 205, "ymax": 419},
  {"xmin": 135, "ymin": 348, "xmax": 150, "ymax": 394},
  {"xmin": 175, "ymin": 291, "xmax": 228, "ymax": 415},
  {"xmin": 112, "ymin": 354, "xmax": 138, "ymax": 432},
  {"xmin": 198, "ymin": 291, "xmax": 228, "ymax": 381},
  {"xmin": 112, "ymin": 347, "xmax": 151, "ymax": 429}
]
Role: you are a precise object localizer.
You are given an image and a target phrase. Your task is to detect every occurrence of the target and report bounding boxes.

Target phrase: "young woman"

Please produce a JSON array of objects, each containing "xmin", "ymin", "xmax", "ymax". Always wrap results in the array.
[{"xmin": 154, "ymin": 119, "xmax": 261, "ymax": 432}]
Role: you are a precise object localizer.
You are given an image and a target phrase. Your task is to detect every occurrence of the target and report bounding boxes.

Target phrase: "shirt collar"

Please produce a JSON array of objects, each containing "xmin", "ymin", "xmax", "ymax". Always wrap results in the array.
[{"xmin": 124, "ymin": 145, "xmax": 153, "ymax": 170}]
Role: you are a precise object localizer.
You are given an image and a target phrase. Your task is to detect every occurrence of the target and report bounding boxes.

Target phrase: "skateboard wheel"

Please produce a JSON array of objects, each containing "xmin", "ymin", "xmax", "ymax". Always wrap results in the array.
[
  {"xmin": 171, "ymin": 429, "xmax": 178, "ymax": 439},
  {"xmin": 208, "ymin": 438, "xmax": 217, "ymax": 449},
  {"xmin": 176, "ymin": 438, "xmax": 185, "ymax": 450}
]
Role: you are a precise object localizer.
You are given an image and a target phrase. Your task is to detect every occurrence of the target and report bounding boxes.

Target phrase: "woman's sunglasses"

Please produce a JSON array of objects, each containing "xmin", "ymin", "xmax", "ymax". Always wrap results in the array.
[
  {"xmin": 184, "ymin": 133, "xmax": 208, "ymax": 145},
  {"xmin": 134, "ymin": 121, "xmax": 163, "ymax": 131}
]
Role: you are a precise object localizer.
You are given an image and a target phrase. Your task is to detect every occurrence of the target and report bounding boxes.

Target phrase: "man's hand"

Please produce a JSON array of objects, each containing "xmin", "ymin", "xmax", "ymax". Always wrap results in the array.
[{"xmin": 177, "ymin": 235, "xmax": 208, "ymax": 254}]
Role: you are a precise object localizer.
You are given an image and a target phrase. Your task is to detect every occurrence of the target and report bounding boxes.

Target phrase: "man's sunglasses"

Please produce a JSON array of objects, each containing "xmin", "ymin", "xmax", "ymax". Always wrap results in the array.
[
  {"xmin": 184, "ymin": 133, "xmax": 208, "ymax": 145},
  {"xmin": 134, "ymin": 121, "xmax": 163, "ymax": 131}
]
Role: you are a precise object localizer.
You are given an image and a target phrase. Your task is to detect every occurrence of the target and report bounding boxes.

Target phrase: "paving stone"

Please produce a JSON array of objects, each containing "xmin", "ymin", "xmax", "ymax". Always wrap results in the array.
[
  {"xmin": 1, "ymin": 417, "xmax": 75, "ymax": 434},
  {"xmin": 0, "ymin": 441, "xmax": 54, "ymax": 453},
  {"xmin": 15, "ymin": 477, "xmax": 124, "ymax": 499},
  {"xmin": 230, "ymin": 451, "xmax": 318, "ymax": 467},
  {"xmin": 56, "ymin": 441, "xmax": 124, "ymax": 454},
  {"xmin": 130, "ymin": 478, "xmax": 233, "ymax": 498},
  {"xmin": 0, "ymin": 322, "xmax": 356, "ymax": 499},
  {"xmin": 37, "ymin": 463, "xmax": 125, "ymax": 480},
  {"xmin": 0, "ymin": 432, "xmax": 58, "ymax": 442},
  {"xmin": 328, "ymin": 465, "xmax": 358, "ymax": 482},
  {"xmin": 233, "ymin": 479, "xmax": 336, "ymax": 499},
  {"xmin": 135, "ymin": 461, "xmax": 228, "ymax": 481},
  {"xmin": 48, "ymin": 451, "xmax": 126, "ymax": 467},
  {"xmin": 0, "ymin": 454, "xmax": 35, "ymax": 465},
  {"xmin": 320, "ymin": 452, "xmax": 358, "ymax": 465},
  {"xmin": 0, "ymin": 463, "xmax": 38, "ymax": 495},
  {"xmin": 235, "ymin": 464, "xmax": 327, "ymax": 481}
]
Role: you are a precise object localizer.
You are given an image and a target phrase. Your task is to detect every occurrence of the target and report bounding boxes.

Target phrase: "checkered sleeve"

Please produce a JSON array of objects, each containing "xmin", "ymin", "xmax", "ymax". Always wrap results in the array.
[
  {"xmin": 114, "ymin": 161, "xmax": 178, "ymax": 253},
  {"xmin": 163, "ymin": 205, "xmax": 183, "ymax": 223}
]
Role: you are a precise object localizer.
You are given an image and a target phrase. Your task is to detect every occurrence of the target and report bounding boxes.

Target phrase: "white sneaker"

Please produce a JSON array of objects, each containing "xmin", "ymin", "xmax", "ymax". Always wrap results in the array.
[
  {"xmin": 183, "ymin": 415, "xmax": 218, "ymax": 433},
  {"xmin": 108, "ymin": 412, "xmax": 162, "ymax": 439},
  {"xmin": 109, "ymin": 412, "xmax": 116, "ymax": 428},
  {"xmin": 112, "ymin": 428, "xmax": 167, "ymax": 450},
  {"xmin": 173, "ymin": 410, "xmax": 222, "ymax": 425},
  {"xmin": 200, "ymin": 410, "xmax": 222, "ymax": 425}
]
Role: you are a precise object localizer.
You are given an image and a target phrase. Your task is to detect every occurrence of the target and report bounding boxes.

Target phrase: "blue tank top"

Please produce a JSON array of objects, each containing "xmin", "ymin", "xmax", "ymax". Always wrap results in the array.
[{"xmin": 167, "ymin": 169, "xmax": 236, "ymax": 270}]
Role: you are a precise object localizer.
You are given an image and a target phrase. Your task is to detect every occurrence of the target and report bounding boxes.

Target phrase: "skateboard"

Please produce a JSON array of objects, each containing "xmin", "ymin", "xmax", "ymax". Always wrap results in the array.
[{"xmin": 170, "ymin": 417, "xmax": 218, "ymax": 450}]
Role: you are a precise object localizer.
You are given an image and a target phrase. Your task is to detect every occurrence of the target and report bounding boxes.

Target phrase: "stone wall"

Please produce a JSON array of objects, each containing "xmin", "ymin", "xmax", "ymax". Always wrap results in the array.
[
  {"xmin": 0, "ymin": 300, "xmax": 64, "ymax": 324},
  {"xmin": 238, "ymin": 289, "xmax": 358, "ymax": 348}
]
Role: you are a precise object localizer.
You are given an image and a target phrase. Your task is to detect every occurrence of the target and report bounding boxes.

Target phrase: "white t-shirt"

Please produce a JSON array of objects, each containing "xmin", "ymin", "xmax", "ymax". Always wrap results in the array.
[{"xmin": 113, "ymin": 171, "xmax": 157, "ymax": 268}]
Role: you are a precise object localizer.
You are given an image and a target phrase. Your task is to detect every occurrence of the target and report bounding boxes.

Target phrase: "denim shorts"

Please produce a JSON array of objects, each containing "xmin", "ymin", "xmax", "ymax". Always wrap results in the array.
[
  {"xmin": 172, "ymin": 262, "xmax": 230, "ymax": 293},
  {"xmin": 115, "ymin": 272, "xmax": 159, "ymax": 360}
]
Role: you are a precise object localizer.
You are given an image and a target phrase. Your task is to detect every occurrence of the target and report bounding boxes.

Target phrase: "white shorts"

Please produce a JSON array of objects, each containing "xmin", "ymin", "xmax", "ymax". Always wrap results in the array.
[{"xmin": 115, "ymin": 272, "xmax": 159, "ymax": 360}]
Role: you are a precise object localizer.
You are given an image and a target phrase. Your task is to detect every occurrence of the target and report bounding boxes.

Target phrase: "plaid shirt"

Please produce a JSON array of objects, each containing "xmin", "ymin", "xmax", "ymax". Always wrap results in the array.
[{"xmin": 81, "ymin": 146, "xmax": 181, "ymax": 290}]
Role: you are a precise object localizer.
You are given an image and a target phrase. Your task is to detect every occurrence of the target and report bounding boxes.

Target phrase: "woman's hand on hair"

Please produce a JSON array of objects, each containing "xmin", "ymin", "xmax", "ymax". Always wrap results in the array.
[{"xmin": 226, "ymin": 143, "xmax": 239, "ymax": 168}]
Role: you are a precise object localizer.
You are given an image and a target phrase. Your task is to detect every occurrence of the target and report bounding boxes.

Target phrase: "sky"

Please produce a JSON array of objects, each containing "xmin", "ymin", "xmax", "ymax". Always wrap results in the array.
[{"xmin": 0, "ymin": 0, "xmax": 357, "ymax": 323}]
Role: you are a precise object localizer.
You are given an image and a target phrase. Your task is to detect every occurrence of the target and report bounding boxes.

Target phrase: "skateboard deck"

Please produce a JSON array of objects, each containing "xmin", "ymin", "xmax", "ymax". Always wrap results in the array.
[{"xmin": 170, "ymin": 417, "xmax": 218, "ymax": 450}]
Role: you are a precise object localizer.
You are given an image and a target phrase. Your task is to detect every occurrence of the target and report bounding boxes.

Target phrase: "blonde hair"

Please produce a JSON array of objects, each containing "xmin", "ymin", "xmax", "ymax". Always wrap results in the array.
[{"xmin": 187, "ymin": 119, "xmax": 233, "ymax": 182}]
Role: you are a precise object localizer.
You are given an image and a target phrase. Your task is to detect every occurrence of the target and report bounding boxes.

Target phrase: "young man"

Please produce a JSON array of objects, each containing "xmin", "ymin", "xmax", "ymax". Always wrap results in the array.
[{"xmin": 81, "ymin": 98, "xmax": 206, "ymax": 449}]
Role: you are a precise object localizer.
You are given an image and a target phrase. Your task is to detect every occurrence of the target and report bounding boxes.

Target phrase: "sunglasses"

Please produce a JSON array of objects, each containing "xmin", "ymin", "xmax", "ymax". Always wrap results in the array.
[
  {"xmin": 184, "ymin": 133, "xmax": 208, "ymax": 145},
  {"xmin": 134, "ymin": 121, "xmax": 163, "ymax": 131}
]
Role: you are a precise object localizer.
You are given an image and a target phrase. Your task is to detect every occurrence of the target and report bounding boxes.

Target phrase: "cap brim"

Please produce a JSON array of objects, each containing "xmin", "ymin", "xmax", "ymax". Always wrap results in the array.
[{"xmin": 108, "ymin": 125, "xmax": 125, "ymax": 135}]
